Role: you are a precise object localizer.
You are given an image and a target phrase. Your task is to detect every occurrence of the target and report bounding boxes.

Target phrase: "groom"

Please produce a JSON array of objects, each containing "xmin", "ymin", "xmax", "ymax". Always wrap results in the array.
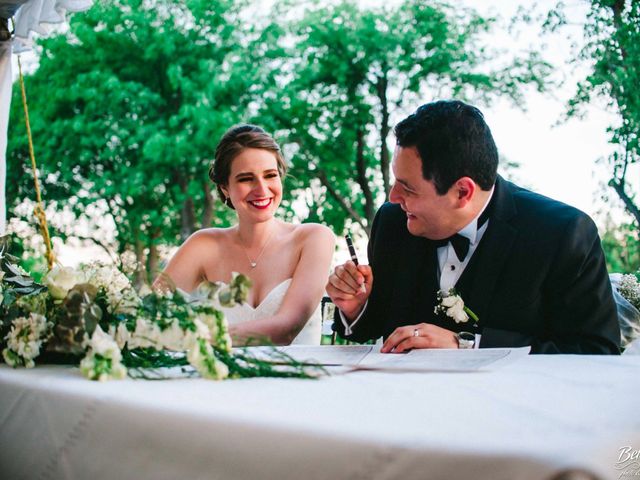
[{"xmin": 327, "ymin": 100, "xmax": 620, "ymax": 354}]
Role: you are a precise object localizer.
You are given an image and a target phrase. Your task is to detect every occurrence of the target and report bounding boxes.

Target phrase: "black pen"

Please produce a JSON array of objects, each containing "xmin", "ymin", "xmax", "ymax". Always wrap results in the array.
[
  {"xmin": 345, "ymin": 234, "xmax": 359, "ymax": 265},
  {"xmin": 345, "ymin": 234, "xmax": 366, "ymax": 293}
]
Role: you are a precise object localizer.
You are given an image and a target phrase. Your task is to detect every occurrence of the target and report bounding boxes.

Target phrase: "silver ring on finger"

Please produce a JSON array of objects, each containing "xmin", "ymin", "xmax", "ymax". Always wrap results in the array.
[{"xmin": 413, "ymin": 328, "xmax": 420, "ymax": 338}]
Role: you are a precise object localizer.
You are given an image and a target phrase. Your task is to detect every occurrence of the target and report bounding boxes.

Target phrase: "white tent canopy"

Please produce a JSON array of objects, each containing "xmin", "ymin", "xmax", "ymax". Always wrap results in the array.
[{"xmin": 0, "ymin": 0, "xmax": 93, "ymax": 235}]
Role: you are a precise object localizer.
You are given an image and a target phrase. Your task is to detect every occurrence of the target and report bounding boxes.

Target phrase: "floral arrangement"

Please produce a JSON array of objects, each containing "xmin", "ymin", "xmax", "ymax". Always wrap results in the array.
[
  {"xmin": 0, "ymin": 236, "xmax": 318, "ymax": 380},
  {"xmin": 611, "ymin": 273, "xmax": 640, "ymax": 349},
  {"xmin": 616, "ymin": 274, "xmax": 640, "ymax": 310},
  {"xmin": 434, "ymin": 289, "xmax": 479, "ymax": 325}
]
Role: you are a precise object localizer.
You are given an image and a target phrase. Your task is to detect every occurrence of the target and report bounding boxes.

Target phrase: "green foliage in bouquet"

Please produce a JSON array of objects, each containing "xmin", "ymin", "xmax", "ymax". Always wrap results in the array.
[
  {"xmin": 0, "ymin": 236, "xmax": 320, "ymax": 380},
  {"xmin": 0, "ymin": 237, "xmax": 47, "ymax": 313}
]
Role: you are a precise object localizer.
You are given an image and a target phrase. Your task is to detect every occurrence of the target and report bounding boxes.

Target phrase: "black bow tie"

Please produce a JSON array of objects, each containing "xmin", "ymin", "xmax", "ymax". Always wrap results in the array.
[
  {"xmin": 433, "ymin": 207, "xmax": 491, "ymax": 262},
  {"xmin": 434, "ymin": 234, "xmax": 470, "ymax": 262}
]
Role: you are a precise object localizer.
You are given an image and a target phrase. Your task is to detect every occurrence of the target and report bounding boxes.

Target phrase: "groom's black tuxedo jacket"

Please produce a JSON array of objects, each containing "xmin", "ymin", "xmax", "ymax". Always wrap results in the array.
[{"xmin": 336, "ymin": 176, "xmax": 621, "ymax": 354}]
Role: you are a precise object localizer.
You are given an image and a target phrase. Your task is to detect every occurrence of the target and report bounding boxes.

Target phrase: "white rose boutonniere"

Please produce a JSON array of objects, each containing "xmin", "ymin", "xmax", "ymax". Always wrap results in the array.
[{"xmin": 434, "ymin": 289, "xmax": 479, "ymax": 325}]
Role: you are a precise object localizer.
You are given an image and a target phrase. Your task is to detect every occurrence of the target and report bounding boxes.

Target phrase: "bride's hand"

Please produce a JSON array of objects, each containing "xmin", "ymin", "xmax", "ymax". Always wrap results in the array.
[{"xmin": 326, "ymin": 261, "xmax": 373, "ymax": 321}]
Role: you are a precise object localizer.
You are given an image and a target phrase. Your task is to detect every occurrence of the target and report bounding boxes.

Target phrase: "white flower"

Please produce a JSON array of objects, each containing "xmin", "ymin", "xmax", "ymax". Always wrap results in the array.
[
  {"xmin": 193, "ymin": 317, "xmax": 212, "ymax": 340},
  {"xmin": 2, "ymin": 313, "xmax": 50, "ymax": 368},
  {"xmin": 80, "ymin": 263, "xmax": 141, "ymax": 315},
  {"xmin": 44, "ymin": 266, "xmax": 86, "ymax": 300},
  {"xmin": 3, "ymin": 348, "xmax": 21, "ymax": 367},
  {"xmin": 80, "ymin": 326, "xmax": 127, "ymax": 381},
  {"xmin": 109, "ymin": 289, "xmax": 141, "ymax": 315},
  {"xmin": 159, "ymin": 321, "xmax": 187, "ymax": 351},
  {"xmin": 217, "ymin": 332, "xmax": 233, "ymax": 353},
  {"xmin": 89, "ymin": 326, "xmax": 122, "ymax": 360},
  {"xmin": 194, "ymin": 312, "xmax": 232, "ymax": 351},
  {"xmin": 441, "ymin": 295, "xmax": 461, "ymax": 308},
  {"xmin": 434, "ymin": 290, "xmax": 476, "ymax": 324},
  {"xmin": 195, "ymin": 314, "xmax": 219, "ymax": 338},
  {"xmin": 108, "ymin": 323, "xmax": 131, "ymax": 350},
  {"xmin": 618, "ymin": 274, "xmax": 640, "ymax": 310},
  {"xmin": 128, "ymin": 318, "xmax": 162, "ymax": 349},
  {"xmin": 187, "ymin": 338, "xmax": 229, "ymax": 380},
  {"xmin": 447, "ymin": 302, "xmax": 469, "ymax": 323},
  {"xmin": 80, "ymin": 353, "xmax": 127, "ymax": 381},
  {"xmin": 137, "ymin": 282, "xmax": 152, "ymax": 297}
]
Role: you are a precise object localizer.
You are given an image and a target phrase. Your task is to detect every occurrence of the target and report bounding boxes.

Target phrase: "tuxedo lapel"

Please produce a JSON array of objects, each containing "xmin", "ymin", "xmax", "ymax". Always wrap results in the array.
[
  {"xmin": 390, "ymin": 234, "xmax": 437, "ymax": 330},
  {"xmin": 414, "ymin": 242, "xmax": 440, "ymax": 323},
  {"xmin": 457, "ymin": 177, "xmax": 518, "ymax": 324}
]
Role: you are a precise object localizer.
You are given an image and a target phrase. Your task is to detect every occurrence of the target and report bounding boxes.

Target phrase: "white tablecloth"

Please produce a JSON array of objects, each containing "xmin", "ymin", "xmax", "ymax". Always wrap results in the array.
[{"xmin": 1, "ymin": 355, "xmax": 639, "ymax": 480}]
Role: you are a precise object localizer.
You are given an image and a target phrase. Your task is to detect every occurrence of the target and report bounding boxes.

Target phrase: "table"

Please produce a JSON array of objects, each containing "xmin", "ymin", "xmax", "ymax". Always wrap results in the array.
[{"xmin": 1, "ymin": 354, "xmax": 639, "ymax": 480}]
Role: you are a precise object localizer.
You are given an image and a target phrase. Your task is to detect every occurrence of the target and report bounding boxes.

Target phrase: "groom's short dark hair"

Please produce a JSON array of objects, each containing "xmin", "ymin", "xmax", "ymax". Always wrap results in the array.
[{"xmin": 394, "ymin": 100, "xmax": 498, "ymax": 195}]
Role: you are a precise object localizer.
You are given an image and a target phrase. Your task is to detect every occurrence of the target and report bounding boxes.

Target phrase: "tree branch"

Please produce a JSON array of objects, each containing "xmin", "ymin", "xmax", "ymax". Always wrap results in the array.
[
  {"xmin": 355, "ymin": 127, "xmax": 375, "ymax": 224},
  {"xmin": 201, "ymin": 180, "xmax": 214, "ymax": 228},
  {"xmin": 376, "ymin": 73, "xmax": 391, "ymax": 198},
  {"xmin": 609, "ymin": 178, "xmax": 640, "ymax": 227},
  {"xmin": 72, "ymin": 234, "xmax": 119, "ymax": 265},
  {"xmin": 316, "ymin": 168, "xmax": 369, "ymax": 234}
]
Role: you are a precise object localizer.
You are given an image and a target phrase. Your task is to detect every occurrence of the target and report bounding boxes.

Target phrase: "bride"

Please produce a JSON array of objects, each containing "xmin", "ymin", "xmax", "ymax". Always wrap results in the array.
[{"xmin": 156, "ymin": 124, "xmax": 335, "ymax": 345}]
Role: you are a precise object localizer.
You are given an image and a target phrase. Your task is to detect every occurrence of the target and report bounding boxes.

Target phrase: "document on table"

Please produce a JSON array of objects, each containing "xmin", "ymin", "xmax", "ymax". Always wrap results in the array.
[{"xmin": 274, "ymin": 345, "xmax": 531, "ymax": 372}]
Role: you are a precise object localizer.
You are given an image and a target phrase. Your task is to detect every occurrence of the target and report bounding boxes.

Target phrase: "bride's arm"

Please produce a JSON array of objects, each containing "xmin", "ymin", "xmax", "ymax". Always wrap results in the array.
[
  {"xmin": 230, "ymin": 224, "xmax": 335, "ymax": 345},
  {"xmin": 153, "ymin": 231, "xmax": 211, "ymax": 293}
]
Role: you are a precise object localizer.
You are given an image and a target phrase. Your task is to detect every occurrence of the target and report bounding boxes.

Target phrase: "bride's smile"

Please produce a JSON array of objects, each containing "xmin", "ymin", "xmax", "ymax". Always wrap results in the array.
[
  {"xmin": 248, "ymin": 198, "xmax": 273, "ymax": 209},
  {"xmin": 222, "ymin": 147, "xmax": 283, "ymax": 221}
]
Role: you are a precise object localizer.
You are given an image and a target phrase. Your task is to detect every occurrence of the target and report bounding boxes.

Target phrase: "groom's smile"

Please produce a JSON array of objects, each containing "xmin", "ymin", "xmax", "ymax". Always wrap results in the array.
[{"xmin": 389, "ymin": 146, "xmax": 462, "ymax": 241}]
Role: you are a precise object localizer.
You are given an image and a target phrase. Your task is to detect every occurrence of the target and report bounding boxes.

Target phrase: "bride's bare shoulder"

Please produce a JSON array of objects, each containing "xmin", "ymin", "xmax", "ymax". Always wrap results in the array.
[
  {"xmin": 290, "ymin": 223, "xmax": 335, "ymax": 246},
  {"xmin": 181, "ymin": 227, "xmax": 233, "ymax": 252}
]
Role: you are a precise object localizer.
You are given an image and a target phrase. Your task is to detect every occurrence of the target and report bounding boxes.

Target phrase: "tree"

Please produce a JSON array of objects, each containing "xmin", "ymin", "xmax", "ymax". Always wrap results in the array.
[
  {"xmin": 7, "ymin": 0, "xmax": 258, "ymax": 283},
  {"xmin": 557, "ymin": 1, "xmax": 640, "ymax": 226},
  {"xmin": 259, "ymin": 0, "xmax": 551, "ymax": 235},
  {"xmin": 7, "ymin": 0, "xmax": 554, "ymax": 274},
  {"xmin": 600, "ymin": 218, "xmax": 640, "ymax": 272}
]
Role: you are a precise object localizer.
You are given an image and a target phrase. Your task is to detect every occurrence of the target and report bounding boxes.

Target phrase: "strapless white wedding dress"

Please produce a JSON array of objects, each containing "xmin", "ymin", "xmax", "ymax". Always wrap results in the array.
[{"xmin": 220, "ymin": 278, "xmax": 322, "ymax": 345}]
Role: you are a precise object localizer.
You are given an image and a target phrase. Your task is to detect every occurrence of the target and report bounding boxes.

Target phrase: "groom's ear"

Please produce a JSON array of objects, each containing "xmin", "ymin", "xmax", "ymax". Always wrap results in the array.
[{"xmin": 454, "ymin": 177, "xmax": 476, "ymax": 205}]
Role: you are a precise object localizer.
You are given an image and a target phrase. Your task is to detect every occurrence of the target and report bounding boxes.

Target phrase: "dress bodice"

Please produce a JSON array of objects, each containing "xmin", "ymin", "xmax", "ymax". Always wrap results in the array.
[{"xmin": 220, "ymin": 278, "xmax": 321, "ymax": 345}]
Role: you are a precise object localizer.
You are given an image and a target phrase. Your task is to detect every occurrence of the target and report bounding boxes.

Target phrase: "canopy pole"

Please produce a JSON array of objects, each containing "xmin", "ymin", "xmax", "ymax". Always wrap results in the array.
[{"xmin": 16, "ymin": 52, "xmax": 55, "ymax": 270}]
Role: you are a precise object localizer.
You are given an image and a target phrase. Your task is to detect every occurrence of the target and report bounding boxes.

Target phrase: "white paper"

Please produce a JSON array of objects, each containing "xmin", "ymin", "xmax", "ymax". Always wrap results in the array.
[
  {"xmin": 274, "ymin": 345, "xmax": 531, "ymax": 372},
  {"xmin": 280, "ymin": 345, "xmax": 374, "ymax": 366},
  {"xmin": 357, "ymin": 347, "xmax": 530, "ymax": 372}
]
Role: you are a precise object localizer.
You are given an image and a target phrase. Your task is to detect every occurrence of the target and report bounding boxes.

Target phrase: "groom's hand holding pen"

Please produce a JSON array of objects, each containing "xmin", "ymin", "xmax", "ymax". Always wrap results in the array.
[{"xmin": 326, "ymin": 234, "xmax": 373, "ymax": 322}]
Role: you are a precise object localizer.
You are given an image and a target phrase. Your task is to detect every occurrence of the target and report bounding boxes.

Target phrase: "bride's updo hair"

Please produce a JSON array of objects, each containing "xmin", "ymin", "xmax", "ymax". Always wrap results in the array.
[{"xmin": 210, "ymin": 124, "xmax": 287, "ymax": 209}]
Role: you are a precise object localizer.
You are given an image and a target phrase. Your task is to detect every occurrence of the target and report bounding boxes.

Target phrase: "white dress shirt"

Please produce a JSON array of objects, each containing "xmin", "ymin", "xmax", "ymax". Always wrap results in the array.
[{"xmin": 341, "ymin": 188, "xmax": 495, "ymax": 348}]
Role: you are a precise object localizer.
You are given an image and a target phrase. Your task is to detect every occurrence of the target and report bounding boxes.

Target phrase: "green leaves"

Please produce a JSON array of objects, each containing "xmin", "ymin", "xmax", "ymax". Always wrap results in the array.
[
  {"xmin": 258, "ymin": 0, "xmax": 551, "ymax": 236},
  {"xmin": 48, "ymin": 284, "xmax": 102, "ymax": 355},
  {"xmin": 562, "ymin": 1, "xmax": 640, "ymax": 226},
  {"xmin": 6, "ymin": 0, "xmax": 552, "ymax": 264},
  {"xmin": 0, "ymin": 237, "xmax": 47, "ymax": 319},
  {"xmin": 7, "ymin": 0, "xmax": 256, "ymax": 281}
]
